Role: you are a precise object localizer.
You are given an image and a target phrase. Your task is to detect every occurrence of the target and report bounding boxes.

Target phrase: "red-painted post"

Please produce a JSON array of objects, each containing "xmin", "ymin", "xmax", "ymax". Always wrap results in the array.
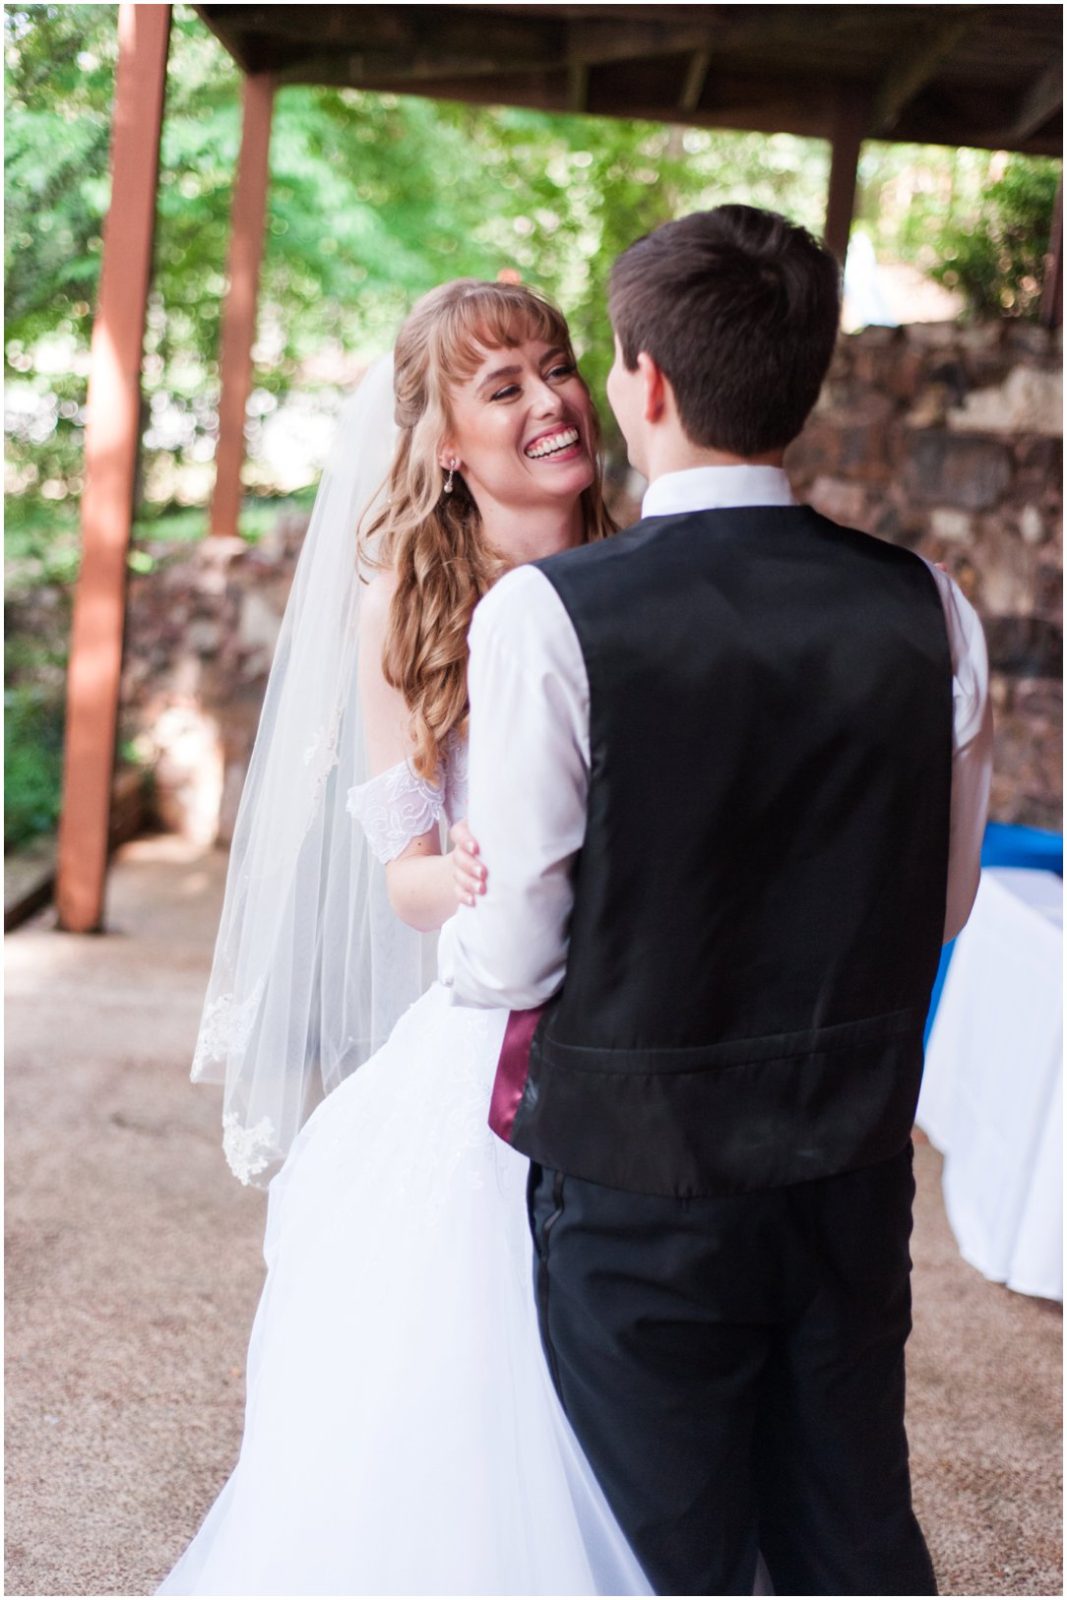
[
  {"xmin": 56, "ymin": 3, "xmax": 172, "ymax": 933},
  {"xmin": 210, "ymin": 73, "xmax": 275, "ymax": 538}
]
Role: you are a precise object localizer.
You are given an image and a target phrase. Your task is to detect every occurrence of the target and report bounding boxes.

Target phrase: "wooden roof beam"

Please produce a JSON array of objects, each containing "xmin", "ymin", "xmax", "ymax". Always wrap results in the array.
[
  {"xmin": 873, "ymin": 8, "xmax": 982, "ymax": 136},
  {"xmin": 825, "ymin": 87, "xmax": 869, "ymax": 263},
  {"xmin": 199, "ymin": 5, "xmax": 566, "ymax": 76},
  {"xmin": 567, "ymin": 61, "xmax": 589, "ymax": 114},
  {"xmin": 271, "ymin": 27, "xmax": 723, "ymax": 92},
  {"xmin": 202, "ymin": 6, "xmax": 720, "ymax": 64},
  {"xmin": 680, "ymin": 49, "xmax": 712, "ymax": 116},
  {"xmin": 202, "ymin": 4, "xmax": 559, "ymax": 53},
  {"xmin": 271, "ymin": 38, "xmax": 722, "ymax": 92},
  {"xmin": 200, "ymin": 5, "xmax": 723, "ymax": 82},
  {"xmin": 196, "ymin": 5, "xmax": 260, "ymax": 73},
  {"xmin": 565, "ymin": 15, "xmax": 717, "ymax": 65},
  {"xmin": 268, "ymin": 48, "xmax": 559, "ymax": 89},
  {"xmin": 1010, "ymin": 58, "xmax": 1062, "ymax": 144}
]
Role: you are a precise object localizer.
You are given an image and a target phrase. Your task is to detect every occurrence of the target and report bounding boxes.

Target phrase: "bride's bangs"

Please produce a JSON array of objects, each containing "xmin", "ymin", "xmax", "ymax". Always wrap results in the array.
[{"xmin": 439, "ymin": 287, "xmax": 573, "ymax": 385}]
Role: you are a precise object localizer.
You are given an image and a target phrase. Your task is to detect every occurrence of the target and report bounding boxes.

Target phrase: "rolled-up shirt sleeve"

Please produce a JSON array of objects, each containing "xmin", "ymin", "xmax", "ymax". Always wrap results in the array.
[
  {"xmin": 437, "ymin": 565, "xmax": 590, "ymax": 1010},
  {"xmin": 922, "ymin": 560, "xmax": 994, "ymax": 944}
]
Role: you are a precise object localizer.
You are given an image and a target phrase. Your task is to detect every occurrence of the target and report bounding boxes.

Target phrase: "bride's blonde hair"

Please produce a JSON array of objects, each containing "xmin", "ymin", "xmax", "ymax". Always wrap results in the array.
[{"xmin": 361, "ymin": 279, "xmax": 615, "ymax": 780}]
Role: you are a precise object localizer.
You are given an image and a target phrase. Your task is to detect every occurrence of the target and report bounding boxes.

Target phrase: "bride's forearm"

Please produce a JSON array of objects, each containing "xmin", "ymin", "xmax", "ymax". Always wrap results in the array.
[{"xmin": 386, "ymin": 850, "xmax": 459, "ymax": 934}]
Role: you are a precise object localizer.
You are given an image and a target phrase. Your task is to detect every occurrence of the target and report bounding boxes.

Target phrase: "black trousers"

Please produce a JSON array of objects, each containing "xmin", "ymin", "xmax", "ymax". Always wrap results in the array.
[{"xmin": 527, "ymin": 1144, "xmax": 937, "ymax": 1597}]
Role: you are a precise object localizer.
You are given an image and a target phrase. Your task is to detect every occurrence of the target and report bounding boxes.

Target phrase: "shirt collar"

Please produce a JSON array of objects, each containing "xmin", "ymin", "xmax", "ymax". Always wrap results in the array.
[{"xmin": 641, "ymin": 465, "xmax": 796, "ymax": 520}]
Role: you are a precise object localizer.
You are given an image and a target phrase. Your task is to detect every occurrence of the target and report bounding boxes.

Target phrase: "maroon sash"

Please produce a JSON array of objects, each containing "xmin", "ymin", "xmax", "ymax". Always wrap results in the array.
[{"xmin": 488, "ymin": 1005, "xmax": 544, "ymax": 1143}]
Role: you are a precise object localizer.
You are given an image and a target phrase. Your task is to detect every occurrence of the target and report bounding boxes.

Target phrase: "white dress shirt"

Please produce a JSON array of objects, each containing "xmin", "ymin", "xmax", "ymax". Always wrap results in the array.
[{"xmin": 438, "ymin": 467, "xmax": 993, "ymax": 1008}]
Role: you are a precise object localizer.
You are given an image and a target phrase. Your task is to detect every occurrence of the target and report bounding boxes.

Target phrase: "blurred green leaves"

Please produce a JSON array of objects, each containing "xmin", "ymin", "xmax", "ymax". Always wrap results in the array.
[
  {"xmin": 4, "ymin": 682, "xmax": 65, "ymax": 850},
  {"xmin": 931, "ymin": 154, "xmax": 1060, "ymax": 320},
  {"xmin": 3, "ymin": 3, "xmax": 1060, "ymax": 850},
  {"xmin": 7, "ymin": 3, "xmax": 1060, "ymax": 520},
  {"xmin": 3, "ymin": 2, "xmax": 837, "ymax": 511}
]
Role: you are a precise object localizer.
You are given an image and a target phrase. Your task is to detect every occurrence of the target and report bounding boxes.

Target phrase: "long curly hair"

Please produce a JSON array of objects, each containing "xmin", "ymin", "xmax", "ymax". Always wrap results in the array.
[{"xmin": 360, "ymin": 279, "xmax": 615, "ymax": 780}]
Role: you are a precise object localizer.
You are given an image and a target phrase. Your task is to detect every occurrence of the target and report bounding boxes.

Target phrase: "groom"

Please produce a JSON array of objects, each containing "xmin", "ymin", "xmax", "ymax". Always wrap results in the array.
[{"xmin": 438, "ymin": 205, "xmax": 992, "ymax": 1595}]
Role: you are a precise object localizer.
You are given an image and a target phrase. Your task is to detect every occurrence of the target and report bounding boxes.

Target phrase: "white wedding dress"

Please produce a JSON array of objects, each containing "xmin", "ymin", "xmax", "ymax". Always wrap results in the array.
[{"xmin": 158, "ymin": 739, "xmax": 653, "ymax": 1596}]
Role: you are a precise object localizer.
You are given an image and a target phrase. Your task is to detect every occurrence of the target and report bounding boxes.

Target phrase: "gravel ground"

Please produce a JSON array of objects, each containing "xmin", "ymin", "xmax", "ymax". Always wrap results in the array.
[{"xmin": 5, "ymin": 833, "xmax": 1062, "ymax": 1597}]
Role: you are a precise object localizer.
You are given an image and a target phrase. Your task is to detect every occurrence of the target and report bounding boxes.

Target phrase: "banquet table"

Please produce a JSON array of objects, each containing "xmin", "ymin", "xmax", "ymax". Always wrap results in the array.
[{"xmin": 916, "ymin": 867, "xmax": 1063, "ymax": 1302}]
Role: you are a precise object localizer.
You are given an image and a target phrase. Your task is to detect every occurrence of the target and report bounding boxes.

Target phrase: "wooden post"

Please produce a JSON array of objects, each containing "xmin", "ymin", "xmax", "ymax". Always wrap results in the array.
[
  {"xmin": 1040, "ymin": 174, "xmax": 1063, "ymax": 330},
  {"xmin": 56, "ymin": 3, "xmax": 171, "ymax": 934},
  {"xmin": 824, "ymin": 89, "xmax": 868, "ymax": 265},
  {"xmin": 210, "ymin": 74, "xmax": 275, "ymax": 538}
]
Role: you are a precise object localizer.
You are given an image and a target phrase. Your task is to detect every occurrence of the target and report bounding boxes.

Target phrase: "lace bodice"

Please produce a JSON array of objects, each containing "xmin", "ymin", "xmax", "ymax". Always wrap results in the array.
[{"xmin": 347, "ymin": 734, "xmax": 469, "ymax": 864}]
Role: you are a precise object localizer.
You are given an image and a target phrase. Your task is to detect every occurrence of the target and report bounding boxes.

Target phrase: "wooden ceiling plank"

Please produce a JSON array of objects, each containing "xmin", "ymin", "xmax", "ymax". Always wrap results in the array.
[
  {"xmin": 196, "ymin": 3, "xmax": 1063, "ymax": 157},
  {"xmin": 1011, "ymin": 57, "xmax": 1063, "ymax": 143},
  {"xmin": 873, "ymin": 8, "xmax": 983, "ymax": 135},
  {"xmin": 249, "ymin": 12, "xmax": 725, "ymax": 91},
  {"xmin": 204, "ymin": 5, "xmax": 721, "ymax": 69},
  {"xmin": 207, "ymin": 4, "xmax": 565, "ymax": 58},
  {"xmin": 200, "ymin": 4, "xmax": 569, "ymax": 84}
]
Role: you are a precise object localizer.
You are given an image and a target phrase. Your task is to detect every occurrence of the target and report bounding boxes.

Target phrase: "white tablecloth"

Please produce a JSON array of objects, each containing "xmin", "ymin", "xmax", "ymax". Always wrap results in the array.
[{"xmin": 917, "ymin": 867, "xmax": 1063, "ymax": 1301}]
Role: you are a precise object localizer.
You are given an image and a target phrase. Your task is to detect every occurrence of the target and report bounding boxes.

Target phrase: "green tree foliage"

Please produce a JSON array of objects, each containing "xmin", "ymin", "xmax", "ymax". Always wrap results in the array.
[
  {"xmin": 6, "ymin": 5, "xmax": 118, "ymax": 506},
  {"xmin": 854, "ymin": 142, "xmax": 1061, "ymax": 321},
  {"xmin": 5, "ymin": 6, "xmax": 117, "ymax": 334},
  {"xmin": 4, "ymin": 1, "xmax": 834, "ymax": 522},
  {"xmin": 3, "ymin": 4, "xmax": 1061, "ymax": 850},
  {"xmin": 4, "ymin": 680, "xmax": 65, "ymax": 850},
  {"xmin": 6, "ymin": 4, "xmax": 1060, "ymax": 522},
  {"xmin": 3, "ymin": 4, "xmax": 827, "ymax": 848},
  {"xmin": 931, "ymin": 155, "xmax": 1060, "ymax": 320}
]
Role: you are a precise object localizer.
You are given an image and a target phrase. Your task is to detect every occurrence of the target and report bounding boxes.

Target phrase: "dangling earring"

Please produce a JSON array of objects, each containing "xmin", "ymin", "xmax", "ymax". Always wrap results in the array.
[{"xmin": 443, "ymin": 459, "xmax": 457, "ymax": 495}]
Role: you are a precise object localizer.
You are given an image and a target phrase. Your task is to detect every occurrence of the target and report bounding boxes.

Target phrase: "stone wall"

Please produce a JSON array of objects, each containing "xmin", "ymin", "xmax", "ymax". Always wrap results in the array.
[
  {"xmin": 120, "ymin": 516, "xmax": 307, "ymax": 847},
  {"xmin": 785, "ymin": 320, "xmax": 1062, "ymax": 830},
  {"xmin": 120, "ymin": 320, "xmax": 1062, "ymax": 843}
]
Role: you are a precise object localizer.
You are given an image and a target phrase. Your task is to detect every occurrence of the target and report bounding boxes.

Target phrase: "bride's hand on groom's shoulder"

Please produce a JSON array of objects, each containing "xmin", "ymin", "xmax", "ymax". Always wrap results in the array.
[{"xmin": 450, "ymin": 820, "xmax": 487, "ymax": 908}]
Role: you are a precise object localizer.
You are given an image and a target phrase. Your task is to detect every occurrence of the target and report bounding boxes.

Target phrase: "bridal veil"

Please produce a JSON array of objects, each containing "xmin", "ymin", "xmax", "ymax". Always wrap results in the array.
[{"xmin": 190, "ymin": 355, "xmax": 438, "ymax": 1185}]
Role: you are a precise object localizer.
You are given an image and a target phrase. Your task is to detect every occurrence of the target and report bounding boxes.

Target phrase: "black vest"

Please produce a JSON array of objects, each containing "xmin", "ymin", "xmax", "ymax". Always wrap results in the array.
[{"xmin": 501, "ymin": 505, "xmax": 954, "ymax": 1197}]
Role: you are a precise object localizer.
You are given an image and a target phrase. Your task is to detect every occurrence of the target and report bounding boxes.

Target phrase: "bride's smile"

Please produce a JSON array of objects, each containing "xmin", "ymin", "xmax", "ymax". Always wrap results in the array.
[
  {"xmin": 524, "ymin": 422, "xmax": 582, "ymax": 461},
  {"xmin": 442, "ymin": 336, "xmax": 596, "ymax": 543}
]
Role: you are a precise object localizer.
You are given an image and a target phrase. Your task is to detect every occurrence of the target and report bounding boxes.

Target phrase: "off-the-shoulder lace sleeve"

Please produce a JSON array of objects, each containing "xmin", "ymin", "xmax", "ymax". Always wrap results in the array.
[{"xmin": 346, "ymin": 761, "xmax": 445, "ymax": 864}]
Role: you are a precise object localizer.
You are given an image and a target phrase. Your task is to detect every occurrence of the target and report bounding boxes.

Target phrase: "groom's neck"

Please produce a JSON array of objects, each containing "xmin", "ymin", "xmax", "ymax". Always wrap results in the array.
[{"xmin": 643, "ymin": 433, "xmax": 786, "ymax": 483}]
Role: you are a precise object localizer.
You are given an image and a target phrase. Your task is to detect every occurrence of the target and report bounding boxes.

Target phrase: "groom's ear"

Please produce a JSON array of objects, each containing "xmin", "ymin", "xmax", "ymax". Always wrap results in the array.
[{"xmin": 636, "ymin": 352, "xmax": 669, "ymax": 425}]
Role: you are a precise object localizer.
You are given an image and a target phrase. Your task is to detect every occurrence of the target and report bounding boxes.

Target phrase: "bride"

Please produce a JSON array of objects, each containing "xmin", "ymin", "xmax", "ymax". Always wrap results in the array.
[{"xmin": 157, "ymin": 279, "xmax": 653, "ymax": 1595}]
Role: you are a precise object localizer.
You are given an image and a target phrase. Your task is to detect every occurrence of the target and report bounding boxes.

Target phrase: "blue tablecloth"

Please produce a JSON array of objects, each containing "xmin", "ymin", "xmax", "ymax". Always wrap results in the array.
[{"xmin": 924, "ymin": 822, "xmax": 1063, "ymax": 1047}]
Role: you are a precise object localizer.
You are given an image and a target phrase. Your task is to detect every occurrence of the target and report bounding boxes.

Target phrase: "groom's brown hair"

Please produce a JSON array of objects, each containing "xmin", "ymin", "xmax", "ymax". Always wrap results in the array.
[{"xmin": 609, "ymin": 205, "xmax": 841, "ymax": 457}]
